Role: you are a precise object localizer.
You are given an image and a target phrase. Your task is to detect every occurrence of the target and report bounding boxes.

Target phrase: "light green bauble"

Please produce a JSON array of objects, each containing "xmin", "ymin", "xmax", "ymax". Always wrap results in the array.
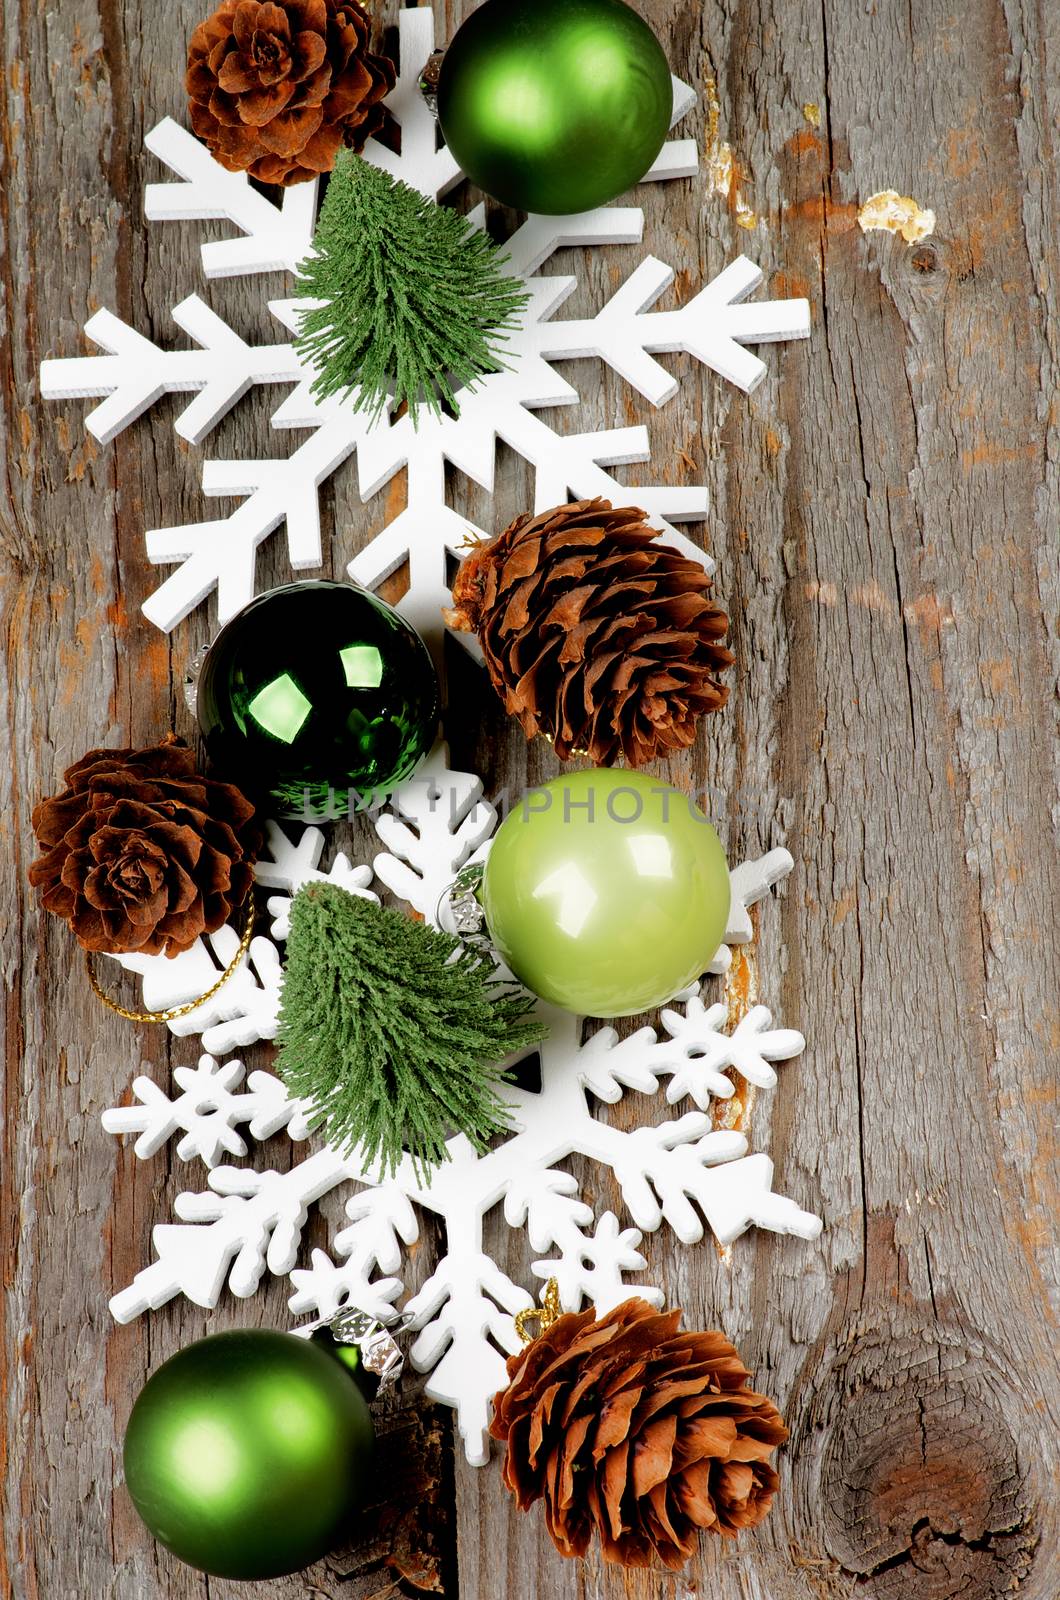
[
  {"xmin": 482, "ymin": 770, "xmax": 731, "ymax": 1017},
  {"xmin": 123, "ymin": 1330, "xmax": 374, "ymax": 1581},
  {"xmin": 436, "ymin": 0, "xmax": 673, "ymax": 215}
]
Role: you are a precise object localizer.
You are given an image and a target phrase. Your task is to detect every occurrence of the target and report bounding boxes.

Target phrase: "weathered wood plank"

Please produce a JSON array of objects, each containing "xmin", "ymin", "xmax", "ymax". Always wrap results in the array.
[{"xmin": 2, "ymin": 0, "xmax": 1057, "ymax": 1596}]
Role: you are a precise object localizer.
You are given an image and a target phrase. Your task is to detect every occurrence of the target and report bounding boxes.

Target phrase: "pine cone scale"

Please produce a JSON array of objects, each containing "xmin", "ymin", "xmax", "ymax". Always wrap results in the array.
[
  {"xmin": 259, "ymin": 104, "xmax": 324, "ymax": 153},
  {"xmin": 646, "ymin": 1479, "xmax": 688, "ymax": 1553},
  {"xmin": 545, "ymin": 554, "xmax": 599, "ymax": 585},
  {"xmin": 593, "ymin": 1386, "xmax": 640, "ymax": 1458},
  {"xmin": 540, "ymin": 583, "xmax": 602, "ymax": 632},
  {"xmin": 324, "ymin": 58, "xmax": 375, "ymax": 118},
  {"xmin": 448, "ymin": 499, "xmax": 732, "ymax": 766},
  {"xmin": 600, "ymin": 1439, "xmax": 629, "ymax": 1535},
  {"xmin": 559, "ymin": 1411, "xmax": 593, "ymax": 1498},
  {"xmin": 632, "ymin": 1412, "xmax": 678, "ymax": 1497},
  {"xmin": 235, "ymin": 82, "xmax": 297, "ymax": 125},
  {"xmin": 676, "ymin": 1413, "xmax": 738, "ymax": 1464},
  {"xmin": 497, "ymin": 576, "xmax": 538, "ymax": 634},
  {"xmin": 554, "ymin": 619, "xmax": 600, "ymax": 666}
]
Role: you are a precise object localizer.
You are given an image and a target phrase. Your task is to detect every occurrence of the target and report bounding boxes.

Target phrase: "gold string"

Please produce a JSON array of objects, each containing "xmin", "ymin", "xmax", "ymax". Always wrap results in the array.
[
  {"xmin": 84, "ymin": 904, "xmax": 255, "ymax": 1024},
  {"xmin": 514, "ymin": 1278, "xmax": 563, "ymax": 1345}
]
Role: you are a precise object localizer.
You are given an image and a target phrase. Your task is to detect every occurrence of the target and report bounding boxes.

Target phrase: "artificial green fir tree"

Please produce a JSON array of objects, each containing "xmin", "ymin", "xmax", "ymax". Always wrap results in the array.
[
  {"xmin": 275, "ymin": 882, "xmax": 546, "ymax": 1180},
  {"xmin": 294, "ymin": 152, "xmax": 528, "ymax": 424}
]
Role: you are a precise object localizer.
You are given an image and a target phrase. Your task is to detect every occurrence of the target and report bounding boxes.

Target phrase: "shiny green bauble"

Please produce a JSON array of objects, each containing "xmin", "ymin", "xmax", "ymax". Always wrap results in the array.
[
  {"xmin": 123, "ymin": 1330, "xmax": 375, "ymax": 1581},
  {"xmin": 482, "ymin": 770, "xmax": 731, "ymax": 1017},
  {"xmin": 197, "ymin": 580, "xmax": 438, "ymax": 821},
  {"xmin": 437, "ymin": 0, "xmax": 673, "ymax": 215}
]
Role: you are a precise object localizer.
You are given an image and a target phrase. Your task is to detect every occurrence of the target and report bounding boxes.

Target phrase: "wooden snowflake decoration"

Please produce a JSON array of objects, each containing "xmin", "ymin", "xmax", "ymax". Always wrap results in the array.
[
  {"xmin": 102, "ymin": 746, "xmax": 820, "ymax": 1465},
  {"xmin": 40, "ymin": 7, "xmax": 810, "ymax": 642}
]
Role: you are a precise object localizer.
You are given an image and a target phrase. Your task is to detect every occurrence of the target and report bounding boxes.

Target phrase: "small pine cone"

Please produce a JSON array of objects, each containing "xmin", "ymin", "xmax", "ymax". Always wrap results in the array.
[
  {"xmin": 28, "ymin": 736, "xmax": 263, "ymax": 957},
  {"xmin": 490, "ymin": 1298, "xmax": 787, "ymax": 1570},
  {"xmin": 187, "ymin": 0, "xmax": 395, "ymax": 187},
  {"xmin": 445, "ymin": 499, "xmax": 733, "ymax": 767}
]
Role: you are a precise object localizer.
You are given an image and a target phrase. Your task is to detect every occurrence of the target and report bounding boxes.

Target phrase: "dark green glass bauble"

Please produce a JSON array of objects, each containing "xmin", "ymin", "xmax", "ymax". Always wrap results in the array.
[
  {"xmin": 197, "ymin": 581, "xmax": 438, "ymax": 821},
  {"xmin": 123, "ymin": 1330, "xmax": 375, "ymax": 1581},
  {"xmin": 436, "ymin": 0, "xmax": 672, "ymax": 215}
]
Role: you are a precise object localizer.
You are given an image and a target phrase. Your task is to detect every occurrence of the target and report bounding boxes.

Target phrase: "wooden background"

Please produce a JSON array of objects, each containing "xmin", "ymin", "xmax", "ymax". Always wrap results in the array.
[{"xmin": 2, "ymin": 0, "xmax": 1058, "ymax": 1596}]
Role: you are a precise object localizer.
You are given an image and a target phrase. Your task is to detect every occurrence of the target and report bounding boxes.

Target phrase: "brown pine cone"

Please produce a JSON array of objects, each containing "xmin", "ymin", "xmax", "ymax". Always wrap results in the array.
[
  {"xmin": 187, "ymin": 0, "xmax": 395, "ymax": 186},
  {"xmin": 445, "ymin": 499, "xmax": 733, "ymax": 768},
  {"xmin": 490, "ymin": 1298, "xmax": 787, "ymax": 1570},
  {"xmin": 28, "ymin": 736, "xmax": 263, "ymax": 957}
]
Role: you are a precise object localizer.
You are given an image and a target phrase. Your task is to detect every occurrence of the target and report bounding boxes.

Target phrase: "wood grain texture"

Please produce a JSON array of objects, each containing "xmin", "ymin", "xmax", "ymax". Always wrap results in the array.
[{"xmin": 2, "ymin": 0, "xmax": 1058, "ymax": 1597}]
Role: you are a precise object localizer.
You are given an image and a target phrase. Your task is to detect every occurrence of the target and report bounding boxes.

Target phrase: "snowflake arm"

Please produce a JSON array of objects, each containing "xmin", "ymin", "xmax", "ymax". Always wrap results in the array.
[
  {"xmin": 255, "ymin": 819, "xmax": 378, "ymax": 938},
  {"xmin": 591, "ymin": 1115, "xmax": 821, "ymax": 1246},
  {"xmin": 545, "ymin": 992, "xmax": 804, "ymax": 1112},
  {"xmin": 403, "ymin": 1248, "xmax": 531, "ymax": 1467},
  {"xmin": 109, "ymin": 1147, "xmax": 353, "ymax": 1323},
  {"xmin": 101, "ymin": 1055, "xmax": 311, "ymax": 1168},
  {"xmin": 531, "ymin": 1211, "xmax": 663, "ymax": 1316},
  {"xmin": 726, "ymin": 847, "xmax": 795, "ymax": 944},
  {"xmin": 535, "ymin": 255, "xmax": 811, "ymax": 402},
  {"xmin": 504, "ymin": 1169, "xmax": 662, "ymax": 1314},
  {"xmin": 142, "ymin": 409, "xmax": 370, "ymax": 631},
  {"xmin": 359, "ymin": 8, "xmax": 462, "ymax": 202},
  {"xmin": 655, "ymin": 999, "xmax": 805, "ymax": 1107},
  {"xmin": 659, "ymin": 1004, "xmax": 810, "ymax": 1107},
  {"xmin": 38, "ymin": 296, "xmax": 300, "ymax": 447},
  {"xmin": 112, "ymin": 928, "xmax": 285, "ymax": 1056},
  {"xmin": 641, "ymin": 77, "xmax": 699, "ymax": 182},
  {"xmin": 288, "ymin": 1185, "xmax": 419, "ymax": 1322},
  {"xmin": 573, "ymin": 1022, "xmax": 668, "ymax": 1103},
  {"xmin": 143, "ymin": 116, "xmax": 319, "ymax": 277},
  {"xmin": 372, "ymin": 745, "xmax": 497, "ymax": 921}
]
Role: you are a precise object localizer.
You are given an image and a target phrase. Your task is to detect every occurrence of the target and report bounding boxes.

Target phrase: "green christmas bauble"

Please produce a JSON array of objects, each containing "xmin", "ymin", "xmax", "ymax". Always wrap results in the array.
[
  {"xmin": 436, "ymin": 0, "xmax": 673, "ymax": 215},
  {"xmin": 123, "ymin": 1330, "xmax": 375, "ymax": 1581},
  {"xmin": 481, "ymin": 770, "xmax": 731, "ymax": 1017},
  {"xmin": 197, "ymin": 580, "xmax": 438, "ymax": 821}
]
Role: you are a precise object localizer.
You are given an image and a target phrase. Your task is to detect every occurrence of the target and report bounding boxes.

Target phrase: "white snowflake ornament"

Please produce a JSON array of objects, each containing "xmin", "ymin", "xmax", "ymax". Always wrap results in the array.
[
  {"xmin": 102, "ymin": 756, "xmax": 821, "ymax": 1466},
  {"xmin": 39, "ymin": 7, "xmax": 810, "ymax": 637}
]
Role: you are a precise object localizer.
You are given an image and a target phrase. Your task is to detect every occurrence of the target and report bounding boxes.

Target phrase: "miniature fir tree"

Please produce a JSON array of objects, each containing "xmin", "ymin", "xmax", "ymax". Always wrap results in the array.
[
  {"xmin": 294, "ymin": 152, "xmax": 528, "ymax": 424},
  {"xmin": 276, "ymin": 883, "xmax": 546, "ymax": 1180}
]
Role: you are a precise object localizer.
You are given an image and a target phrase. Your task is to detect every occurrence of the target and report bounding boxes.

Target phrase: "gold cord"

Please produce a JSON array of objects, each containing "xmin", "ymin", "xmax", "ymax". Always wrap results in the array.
[
  {"xmin": 84, "ymin": 904, "xmax": 255, "ymax": 1024},
  {"xmin": 514, "ymin": 1278, "xmax": 563, "ymax": 1345}
]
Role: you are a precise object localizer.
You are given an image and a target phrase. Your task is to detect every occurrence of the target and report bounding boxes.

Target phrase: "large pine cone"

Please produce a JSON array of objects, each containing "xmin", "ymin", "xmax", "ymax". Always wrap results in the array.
[
  {"xmin": 28, "ymin": 737, "xmax": 262, "ymax": 957},
  {"xmin": 490, "ymin": 1298, "xmax": 787, "ymax": 1569},
  {"xmin": 187, "ymin": 0, "xmax": 395, "ymax": 186},
  {"xmin": 446, "ymin": 499, "xmax": 733, "ymax": 768}
]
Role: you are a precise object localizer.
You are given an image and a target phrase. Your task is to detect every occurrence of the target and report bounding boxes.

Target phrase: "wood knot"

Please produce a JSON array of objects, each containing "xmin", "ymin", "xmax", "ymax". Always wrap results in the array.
[
  {"xmin": 799, "ymin": 1324, "xmax": 1046, "ymax": 1598},
  {"xmin": 910, "ymin": 242, "xmax": 939, "ymax": 274}
]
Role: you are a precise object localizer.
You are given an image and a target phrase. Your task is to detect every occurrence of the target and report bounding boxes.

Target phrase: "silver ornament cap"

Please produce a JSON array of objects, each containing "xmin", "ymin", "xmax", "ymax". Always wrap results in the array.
[
  {"xmin": 297, "ymin": 1306, "xmax": 407, "ymax": 1393},
  {"xmin": 437, "ymin": 859, "xmax": 492, "ymax": 954}
]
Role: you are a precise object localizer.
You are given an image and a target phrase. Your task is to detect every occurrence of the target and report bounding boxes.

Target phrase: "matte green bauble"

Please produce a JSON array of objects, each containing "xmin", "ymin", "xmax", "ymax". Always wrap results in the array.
[
  {"xmin": 436, "ymin": 0, "xmax": 673, "ymax": 215},
  {"xmin": 197, "ymin": 580, "xmax": 438, "ymax": 821},
  {"xmin": 482, "ymin": 770, "xmax": 730, "ymax": 1017},
  {"xmin": 123, "ymin": 1330, "xmax": 375, "ymax": 1581}
]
